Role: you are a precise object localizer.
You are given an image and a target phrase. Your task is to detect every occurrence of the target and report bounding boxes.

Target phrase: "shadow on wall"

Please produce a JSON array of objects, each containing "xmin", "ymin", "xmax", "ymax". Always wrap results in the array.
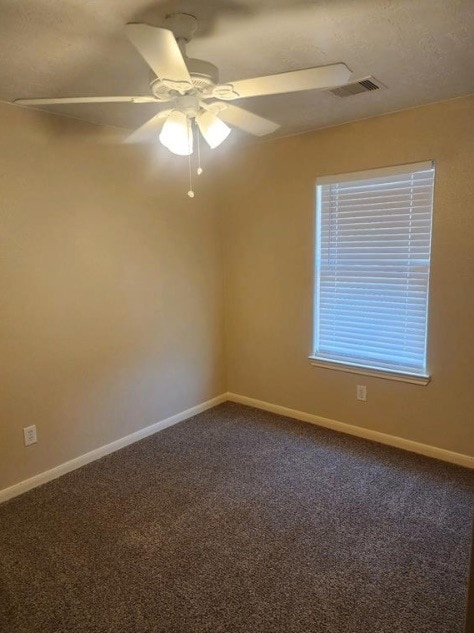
[{"xmin": 0, "ymin": 107, "xmax": 223, "ymax": 489}]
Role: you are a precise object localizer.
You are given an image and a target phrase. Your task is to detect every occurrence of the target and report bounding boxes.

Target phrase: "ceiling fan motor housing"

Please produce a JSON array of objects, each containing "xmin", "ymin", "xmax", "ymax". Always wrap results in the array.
[
  {"xmin": 187, "ymin": 58, "xmax": 219, "ymax": 92},
  {"xmin": 150, "ymin": 57, "xmax": 219, "ymax": 100}
]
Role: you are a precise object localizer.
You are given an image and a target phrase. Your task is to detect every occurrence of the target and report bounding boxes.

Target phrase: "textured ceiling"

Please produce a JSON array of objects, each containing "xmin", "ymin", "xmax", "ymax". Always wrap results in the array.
[{"xmin": 0, "ymin": 0, "xmax": 473, "ymax": 139}]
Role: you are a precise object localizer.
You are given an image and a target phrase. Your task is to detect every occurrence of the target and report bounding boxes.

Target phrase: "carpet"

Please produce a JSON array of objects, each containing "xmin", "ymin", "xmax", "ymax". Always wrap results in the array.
[{"xmin": 0, "ymin": 402, "xmax": 472, "ymax": 632}]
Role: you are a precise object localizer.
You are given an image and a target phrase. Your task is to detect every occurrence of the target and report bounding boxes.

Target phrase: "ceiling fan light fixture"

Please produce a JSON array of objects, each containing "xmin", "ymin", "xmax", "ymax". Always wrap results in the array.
[
  {"xmin": 159, "ymin": 110, "xmax": 193, "ymax": 155},
  {"xmin": 196, "ymin": 111, "xmax": 231, "ymax": 149}
]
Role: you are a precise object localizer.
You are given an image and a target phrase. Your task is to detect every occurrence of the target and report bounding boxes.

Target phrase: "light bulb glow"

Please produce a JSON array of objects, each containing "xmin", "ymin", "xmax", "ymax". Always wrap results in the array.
[
  {"xmin": 159, "ymin": 110, "xmax": 193, "ymax": 156},
  {"xmin": 196, "ymin": 111, "xmax": 231, "ymax": 149}
]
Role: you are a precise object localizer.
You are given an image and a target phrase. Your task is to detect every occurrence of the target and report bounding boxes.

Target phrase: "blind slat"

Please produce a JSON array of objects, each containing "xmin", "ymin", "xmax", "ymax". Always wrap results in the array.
[{"xmin": 314, "ymin": 164, "xmax": 434, "ymax": 375}]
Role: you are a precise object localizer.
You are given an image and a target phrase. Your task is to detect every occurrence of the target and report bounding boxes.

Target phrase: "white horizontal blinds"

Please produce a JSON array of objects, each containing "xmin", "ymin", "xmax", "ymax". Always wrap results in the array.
[{"xmin": 315, "ymin": 163, "xmax": 434, "ymax": 375}]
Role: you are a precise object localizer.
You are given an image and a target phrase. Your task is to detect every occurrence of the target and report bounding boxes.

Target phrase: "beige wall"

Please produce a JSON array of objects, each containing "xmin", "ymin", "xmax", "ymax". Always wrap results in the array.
[
  {"xmin": 0, "ymin": 102, "xmax": 225, "ymax": 490},
  {"xmin": 1, "ymin": 95, "xmax": 473, "ymax": 493},
  {"xmin": 223, "ymin": 95, "xmax": 474, "ymax": 457}
]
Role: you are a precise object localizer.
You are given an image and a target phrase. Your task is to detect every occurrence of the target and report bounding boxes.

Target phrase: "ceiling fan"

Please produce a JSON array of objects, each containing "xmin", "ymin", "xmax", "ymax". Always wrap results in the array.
[{"xmin": 14, "ymin": 13, "xmax": 352, "ymax": 157}]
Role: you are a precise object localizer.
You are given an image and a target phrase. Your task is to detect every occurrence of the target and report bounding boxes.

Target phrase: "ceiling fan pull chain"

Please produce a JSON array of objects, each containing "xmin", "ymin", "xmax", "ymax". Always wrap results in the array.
[
  {"xmin": 187, "ymin": 152, "xmax": 194, "ymax": 198},
  {"xmin": 196, "ymin": 126, "xmax": 203, "ymax": 176},
  {"xmin": 187, "ymin": 121, "xmax": 195, "ymax": 198}
]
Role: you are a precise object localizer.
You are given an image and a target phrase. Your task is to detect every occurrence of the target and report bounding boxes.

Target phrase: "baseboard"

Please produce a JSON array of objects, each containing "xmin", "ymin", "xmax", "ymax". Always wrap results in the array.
[
  {"xmin": 0, "ymin": 393, "xmax": 227, "ymax": 504},
  {"xmin": 226, "ymin": 392, "xmax": 474, "ymax": 469},
  {"xmin": 2, "ymin": 390, "xmax": 471, "ymax": 504}
]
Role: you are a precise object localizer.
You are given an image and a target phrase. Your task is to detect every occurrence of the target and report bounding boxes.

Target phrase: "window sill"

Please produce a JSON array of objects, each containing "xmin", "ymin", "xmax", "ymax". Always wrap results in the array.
[{"xmin": 309, "ymin": 357, "xmax": 431, "ymax": 385}]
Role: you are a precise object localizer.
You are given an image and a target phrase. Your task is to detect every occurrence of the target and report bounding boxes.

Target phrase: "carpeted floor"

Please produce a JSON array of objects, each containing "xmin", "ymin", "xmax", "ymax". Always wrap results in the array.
[{"xmin": 0, "ymin": 403, "xmax": 472, "ymax": 633}]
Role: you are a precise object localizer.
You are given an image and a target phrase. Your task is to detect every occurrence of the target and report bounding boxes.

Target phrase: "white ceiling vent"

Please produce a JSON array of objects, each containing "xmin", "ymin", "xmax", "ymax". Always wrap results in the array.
[{"xmin": 330, "ymin": 77, "xmax": 385, "ymax": 97}]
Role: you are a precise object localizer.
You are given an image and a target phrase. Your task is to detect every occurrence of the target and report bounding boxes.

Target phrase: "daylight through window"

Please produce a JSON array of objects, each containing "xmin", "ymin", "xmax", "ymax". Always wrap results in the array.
[{"xmin": 312, "ymin": 161, "xmax": 435, "ymax": 380}]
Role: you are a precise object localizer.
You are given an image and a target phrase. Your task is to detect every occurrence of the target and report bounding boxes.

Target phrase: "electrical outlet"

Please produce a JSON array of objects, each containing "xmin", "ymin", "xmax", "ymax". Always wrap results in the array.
[
  {"xmin": 356, "ymin": 385, "xmax": 367, "ymax": 402},
  {"xmin": 23, "ymin": 425, "xmax": 37, "ymax": 446}
]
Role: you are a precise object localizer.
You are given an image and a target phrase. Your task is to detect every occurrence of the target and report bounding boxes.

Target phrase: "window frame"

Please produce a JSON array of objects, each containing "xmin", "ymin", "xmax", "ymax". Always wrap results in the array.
[{"xmin": 309, "ymin": 161, "xmax": 435, "ymax": 386}]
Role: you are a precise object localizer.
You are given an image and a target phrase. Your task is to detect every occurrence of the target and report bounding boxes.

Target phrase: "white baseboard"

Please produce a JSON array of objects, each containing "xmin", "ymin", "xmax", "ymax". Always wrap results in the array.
[
  {"xmin": 227, "ymin": 392, "xmax": 474, "ymax": 469},
  {"xmin": 0, "ymin": 393, "xmax": 227, "ymax": 504},
  {"xmin": 2, "ymin": 390, "xmax": 471, "ymax": 504}
]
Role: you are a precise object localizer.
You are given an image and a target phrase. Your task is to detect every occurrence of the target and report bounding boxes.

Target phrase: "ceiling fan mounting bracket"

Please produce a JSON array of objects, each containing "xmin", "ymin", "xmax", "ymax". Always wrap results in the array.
[{"xmin": 164, "ymin": 13, "xmax": 198, "ymax": 43}]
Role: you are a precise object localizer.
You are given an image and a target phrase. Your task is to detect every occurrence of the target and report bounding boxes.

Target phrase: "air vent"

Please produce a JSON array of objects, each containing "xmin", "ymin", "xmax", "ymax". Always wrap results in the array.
[{"xmin": 330, "ymin": 77, "xmax": 385, "ymax": 97}]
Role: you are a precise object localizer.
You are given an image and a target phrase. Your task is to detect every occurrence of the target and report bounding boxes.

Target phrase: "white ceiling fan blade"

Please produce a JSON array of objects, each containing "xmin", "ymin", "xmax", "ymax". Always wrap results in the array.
[
  {"xmin": 123, "ymin": 109, "xmax": 173, "ymax": 144},
  {"xmin": 216, "ymin": 104, "xmax": 279, "ymax": 136},
  {"xmin": 214, "ymin": 63, "xmax": 351, "ymax": 100},
  {"xmin": 125, "ymin": 23, "xmax": 193, "ymax": 94},
  {"xmin": 14, "ymin": 96, "xmax": 158, "ymax": 105}
]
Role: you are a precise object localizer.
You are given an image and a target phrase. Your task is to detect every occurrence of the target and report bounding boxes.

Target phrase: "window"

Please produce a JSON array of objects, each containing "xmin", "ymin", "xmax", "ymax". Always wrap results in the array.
[{"xmin": 312, "ymin": 161, "xmax": 435, "ymax": 383}]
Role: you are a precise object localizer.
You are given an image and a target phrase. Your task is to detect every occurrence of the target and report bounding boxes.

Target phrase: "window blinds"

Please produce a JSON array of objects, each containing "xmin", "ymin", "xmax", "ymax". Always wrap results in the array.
[{"xmin": 313, "ymin": 161, "xmax": 435, "ymax": 377}]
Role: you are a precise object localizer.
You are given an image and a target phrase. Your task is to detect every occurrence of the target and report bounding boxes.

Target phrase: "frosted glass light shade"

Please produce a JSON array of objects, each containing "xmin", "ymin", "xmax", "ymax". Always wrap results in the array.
[
  {"xmin": 196, "ymin": 111, "xmax": 231, "ymax": 149},
  {"xmin": 159, "ymin": 110, "xmax": 193, "ymax": 156}
]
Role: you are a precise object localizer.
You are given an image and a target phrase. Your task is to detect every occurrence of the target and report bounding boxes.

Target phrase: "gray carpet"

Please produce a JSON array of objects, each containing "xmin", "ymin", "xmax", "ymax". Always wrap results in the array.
[{"xmin": 0, "ymin": 403, "xmax": 472, "ymax": 633}]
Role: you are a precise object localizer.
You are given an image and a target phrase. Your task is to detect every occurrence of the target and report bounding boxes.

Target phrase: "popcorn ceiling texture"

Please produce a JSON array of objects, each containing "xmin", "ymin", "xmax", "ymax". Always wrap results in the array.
[
  {"xmin": 0, "ymin": 403, "xmax": 472, "ymax": 632},
  {"xmin": 1, "ymin": 0, "xmax": 473, "ymax": 136}
]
